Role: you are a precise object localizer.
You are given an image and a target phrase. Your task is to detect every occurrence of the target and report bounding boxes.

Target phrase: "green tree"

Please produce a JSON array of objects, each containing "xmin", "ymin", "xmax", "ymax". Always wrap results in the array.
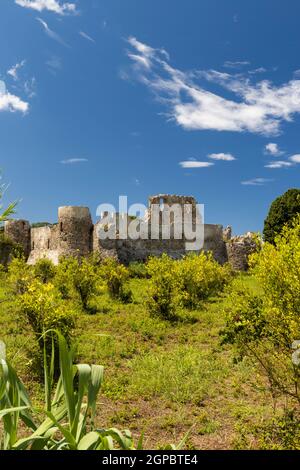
[{"xmin": 263, "ymin": 188, "xmax": 300, "ymax": 243}]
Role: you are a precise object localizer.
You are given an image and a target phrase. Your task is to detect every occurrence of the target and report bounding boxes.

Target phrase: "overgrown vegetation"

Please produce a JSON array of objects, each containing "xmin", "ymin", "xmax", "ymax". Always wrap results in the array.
[
  {"xmin": 0, "ymin": 332, "xmax": 135, "ymax": 450},
  {"xmin": 1, "ymin": 210, "xmax": 300, "ymax": 449},
  {"xmin": 263, "ymin": 188, "xmax": 300, "ymax": 243},
  {"xmin": 146, "ymin": 253, "xmax": 231, "ymax": 320}
]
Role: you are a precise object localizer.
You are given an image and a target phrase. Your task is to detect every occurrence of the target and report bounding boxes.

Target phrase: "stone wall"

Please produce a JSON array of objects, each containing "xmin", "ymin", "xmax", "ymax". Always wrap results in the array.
[
  {"xmin": 58, "ymin": 206, "xmax": 93, "ymax": 258},
  {"xmin": 93, "ymin": 222, "xmax": 227, "ymax": 265},
  {"xmin": 4, "ymin": 220, "xmax": 31, "ymax": 258},
  {"xmin": 1, "ymin": 197, "xmax": 256, "ymax": 271},
  {"xmin": 226, "ymin": 233, "xmax": 258, "ymax": 271},
  {"xmin": 27, "ymin": 225, "xmax": 59, "ymax": 265}
]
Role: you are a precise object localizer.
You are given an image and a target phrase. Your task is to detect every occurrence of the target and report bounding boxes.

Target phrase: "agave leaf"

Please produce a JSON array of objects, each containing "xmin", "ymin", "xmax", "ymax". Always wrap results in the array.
[
  {"xmin": 99, "ymin": 427, "xmax": 133, "ymax": 450},
  {"xmin": 72, "ymin": 363, "xmax": 91, "ymax": 438},
  {"xmin": 87, "ymin": 365, "xmax": 104, "ymax": 424},
  {"xmin": 45, "ymin": 410, "xmax": 77, "ymax": 450},
  {"xmin": 57, "ymin": 333, "xmax": 76, "ymax": 426},
  {"xmin": 0, "ymin": 406, "xmax": 29, "ymax": 419},
  {"xmin": 77, "ymin": 431, "xmax": 101, "ymax": 450},
  {"xmin": 31, "ymin": 404, "xmax": 67, "ymax": 437}
]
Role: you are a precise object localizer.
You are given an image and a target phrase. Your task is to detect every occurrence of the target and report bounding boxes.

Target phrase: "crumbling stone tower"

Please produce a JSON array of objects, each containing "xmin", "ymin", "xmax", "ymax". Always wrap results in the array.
[
  {"xmin": 58, "ymin": 206, "xmax": 93, "ymax": 259},
  {"xmin": 4, "ymin": 219, "xmax": 31, "ymax": 258}
]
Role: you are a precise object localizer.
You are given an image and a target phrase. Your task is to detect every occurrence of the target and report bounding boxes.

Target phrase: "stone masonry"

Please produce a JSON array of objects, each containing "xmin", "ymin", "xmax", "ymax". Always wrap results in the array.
[{"xmin": 2, "ymin": 195, "xmax": 256, "ymax": 270}]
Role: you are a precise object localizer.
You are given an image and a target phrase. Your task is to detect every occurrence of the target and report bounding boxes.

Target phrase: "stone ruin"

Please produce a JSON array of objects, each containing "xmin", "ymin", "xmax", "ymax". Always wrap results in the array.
[
  {"xmin": 1, "ymin": 195, "xmax": 257, "ymax": 271},
  {"xmin": 225, "ymin": 232, "xmax": 259, "ymax": 271}
]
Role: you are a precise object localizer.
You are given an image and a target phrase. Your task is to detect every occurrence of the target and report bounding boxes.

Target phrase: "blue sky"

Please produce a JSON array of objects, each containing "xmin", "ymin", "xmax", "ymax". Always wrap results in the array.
[{"xmin": 1, "ymin": 0, "xmax": 300, "ymax": 234}]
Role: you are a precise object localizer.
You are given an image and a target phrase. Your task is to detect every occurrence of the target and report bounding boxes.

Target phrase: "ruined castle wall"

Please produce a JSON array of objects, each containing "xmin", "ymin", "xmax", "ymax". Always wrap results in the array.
[
  {"xmin": 27, "ymin": 225, "xmax": 59, "ymax": 265},
  {"xmin": 226, "ymin": 235, "xmax": 258, "ymax": 271},
  {"xmin": 58, "ymin": 206, "xmax": 93, "ymax": 258},
  {"xmin": 93, "ymin": 221, "xmax": 227, "ymax": 265},
  {"xmin": 4, "ymin": 220, "xmax": 31, "ymax": 258}
]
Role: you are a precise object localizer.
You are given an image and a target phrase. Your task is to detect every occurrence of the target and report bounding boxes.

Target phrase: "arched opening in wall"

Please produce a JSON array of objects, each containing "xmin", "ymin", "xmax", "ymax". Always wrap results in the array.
[
  {"xmin": 47, "ymin": 239, "xmax": 50, "ymax": 250},
  {"xmin": 159, "ymin": 197, "xmax": 164, "ymax": 211},
  {"xmin": 32, "ymin": 241, "xmax": 35, "ymax": 250},
  {"xmin": 60, "ymin": 222, "xmax": 63, "ymax": 232}
]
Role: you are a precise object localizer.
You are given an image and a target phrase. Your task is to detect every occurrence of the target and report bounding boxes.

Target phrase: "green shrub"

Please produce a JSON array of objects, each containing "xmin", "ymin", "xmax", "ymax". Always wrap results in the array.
[
  {"xmin": 7, "ymin": 257, "xmax": 33, "ymax": 294},
  {"xmin": 55, "ymin": 256, "xmax": 100, "ymax": 311},
  {"xmin": 263, "ymin": 188, "xmax": 300, "ymax": 243},
  {"xmin": 100, "ymin": 258, "xmax": 132, "ymax": 302},
  {"xmin": 0, "ymin": 234, "xmax": 23, "ymax": 268},
  {"xmin": 146, "ymin": 253, "xmax": 232, "ymax": 320},
  {"xmin": 253, "ymin": 410, "xmax": 300, "ymax": 450},
  {"xmin": 178, "ymin": 253, "xmax": 232, "ymax": 309},
  {"xmin": 128, "ymin": 261, "xmax": 148, "ymax": 279},
  {"xmin": 72, "ymin": 257, "xmax": 100, "ymax": 310},
  {"xmin": 54, "ymin": 256, "xmax": 78, "ymax": 299},
  {"xmin": 146, "ymin": 254, "xmax": 183, "ymax": 320},
  {"xmin": 18, "ymin": 279, "xmax": 76, "ymax": 354},
  {"xmin": 220, "ymin": 279, "xmax": 265, "ymax": 349},
  {"xmin": 222, "ymin": 216, "xmax": 300, "ymax": 405},
  {"xmin": 34, "ymin": 258, "xmax": 56, "ymax": 283}
]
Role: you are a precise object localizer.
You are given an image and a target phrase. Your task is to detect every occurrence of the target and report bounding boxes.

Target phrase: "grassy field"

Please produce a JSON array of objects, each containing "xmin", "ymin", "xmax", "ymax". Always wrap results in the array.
[{"xmin": 0, "ymin": 273, "xmax": 276, "ymax": 449}]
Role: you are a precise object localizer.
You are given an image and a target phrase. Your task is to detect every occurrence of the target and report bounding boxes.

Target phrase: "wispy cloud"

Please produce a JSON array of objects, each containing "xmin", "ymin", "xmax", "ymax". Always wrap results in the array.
[
  {"xmin": 179, "ymin": 161, "xmax": 214, "ymax": 168},
  {"xmin": 223, "ymin": 60, "xmax": 250, "ymax": 69},
  {"xmin": 126, "ymin": 37, "xmax": 300, "ymax": 136},
  {"xmin": 46, "ymin": 55, "xmax": 62, "ymax": 74},
  {"xmin": 241, "ymin": 177, "xmax": 272, "ymax": 186},
  {"xmin": 15, "ymin": 0, "xmax": 76, "ymax": 15},
  {"xmin": 60, "ymin": 158, "xmax": 88, "ymax": 164},
  {"xmin": 7, "ymin": 60, "xmax": 26, "ymax": 81},
  {"xmin": 289, "ymin": 154, "xmax": 300, "ymax": 163},
  {"xmin": 79, "ymin": 31, "xmax": 95, "ymax": 43},
  {"xmin": 37, "ymin": 18, "xmax": 69, "ymax": 47},
  {"xmin": 265, "ymin": 160, "xmax": 292, "ymax": 169},
  {"xmin": 248, "ymin": 67, "xmax": 267, "ymax": 75},
  {"xmin": 208, "ymin": 152, "xmax": 236, "ymax": 161},
  {"xmin": 265, "ymin": 142, "xmax": 284, "ymax": 156},
  {"xmin": 0, "ymin": 80, "xmax": 29, "ymax": 113},
  {"xmin": 24, "ymin": 77, "xmax": 36, "ymax": 98}
]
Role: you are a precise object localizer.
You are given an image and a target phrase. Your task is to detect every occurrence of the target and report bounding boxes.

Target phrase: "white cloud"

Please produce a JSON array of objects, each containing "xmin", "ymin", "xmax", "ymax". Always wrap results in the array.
[
  {"xmin": 265, "ymin": 160, "xmax": 292, "ymax": 169},
  {"xmin": 15, "ymin": 0, "xmax": 76, "ymax": 15},
  {"xmin": 60, "ymin": 158, "xmax": 88, "ymax": 164},
  {"xmin": 37, "ymin": 18, "xmax": 69, "ymax": 47},
  {"xmin": 289, "ymin": 154, "xmax": 300, "ymax": 163},
  {"xmin": 248, "ymin": 67, "xmax": 267, "ymax": 75},
  {"xmin": 265, "ymin": 142, "xmax": 284, "ymax": 156},
  {"xmin": 79, "ymin": 31, "xmax": 95, "ymax": 43},
  {"xmin": 127, "ymin": 37, "xmax": 300, "ymax": 136},
  {"xmin": 7, "ymin": 60, "xmax": 26, "ymax": 81},
  {"xmin": 241, "ymin": 178, "xmax": 272, "ymax": 186},
  {"xmin": 208, "ymin": 152, "xmax": 236, "ymax": 161},
  {"xmin": 223, "ymin": 60, "xmax": 250, "ymax": 69},
  {"xmin": 0, "ymin": 80, "xmax": 29, "ymax": 113},
  {"xmin": 179, "ymin": 161, "xmax": 214, "ymax": 168}
]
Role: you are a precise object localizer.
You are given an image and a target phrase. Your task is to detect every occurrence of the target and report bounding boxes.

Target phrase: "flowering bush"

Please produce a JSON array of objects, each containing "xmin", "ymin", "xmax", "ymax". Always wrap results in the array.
[
  {"xmin": 146, "ymin": 253, "xmax": 231, "ymax": 320},
  {"xmin": 222, "ymin": 215, "xmax": 300, "ymax": 405},
  {"xmin": 18, "ymin": 279, "xmax": 76, "ymax": 354},
  {"xmin": 146, "ymin": 254, "xmax": 183, "ymax": 320},
  {"xmin": 7, "ymin": 257, "xmax": 33, "ymax": 294},
  {"xmin": 34, "ymin": 258, "xmax": 56, "ymax": 283},
  {"xmin": 100, "ymin": 258, "xmax": 132, "ymax": 302},
  {"xmin": 178, "ymin": 252, "xmax": 232, "ymax": 309}
]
